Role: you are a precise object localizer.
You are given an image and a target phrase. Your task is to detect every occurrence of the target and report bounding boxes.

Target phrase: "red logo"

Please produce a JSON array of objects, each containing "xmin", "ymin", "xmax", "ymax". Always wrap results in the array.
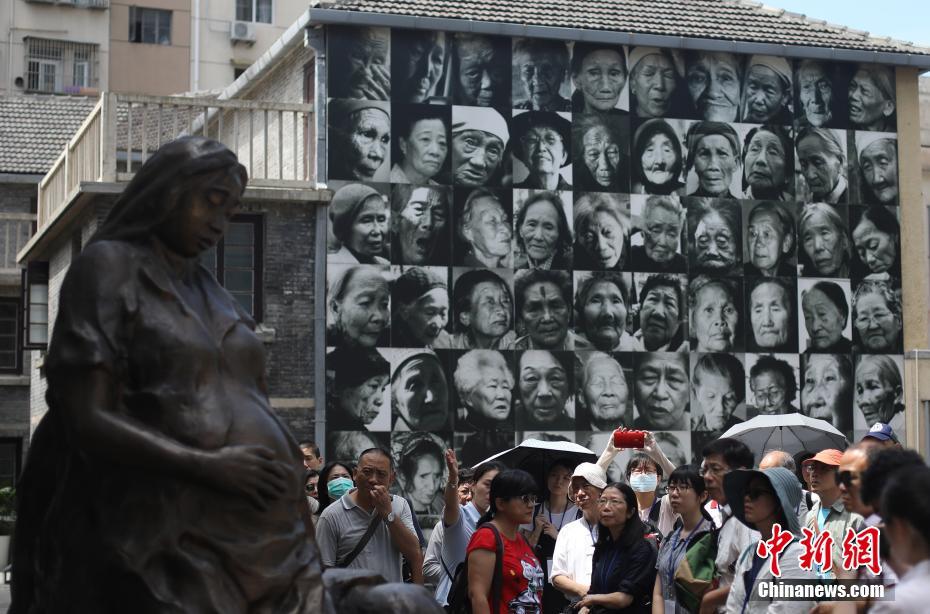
[
  {"xmin": 798, "ymin": 527, "xmax": 834, "ymax": 572},
  {"xmin": 841, "ymin": 526, "xmax": 882, "ymax": 575},
  {"xmin": 755, "ymin": 523, "xmax": 794, "ymax": 577}
]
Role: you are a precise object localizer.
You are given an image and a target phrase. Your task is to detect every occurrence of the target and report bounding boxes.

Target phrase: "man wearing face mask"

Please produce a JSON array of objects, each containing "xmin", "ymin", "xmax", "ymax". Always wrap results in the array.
[{"xmin": 625, "ymin": 436, "xmax": 678, "ymax": 538}]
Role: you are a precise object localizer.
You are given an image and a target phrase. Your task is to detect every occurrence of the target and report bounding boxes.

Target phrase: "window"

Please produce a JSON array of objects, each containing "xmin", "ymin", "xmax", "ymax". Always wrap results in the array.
[
  {"xmin": 199, "ymin": 215, "xmax": 263, "ymax": 321},
  {"xmin": 0, "ymin": 439, "xmax": 21, "ymax": 490},
  {"xmin": 22, "ymin": 262, "xmax": 49, "ymax": 350},
  {"xmin": 24, "ymin": 38, "xmax": 98, "ymax": 93},
  {"xmin": 236, "ymin": 0, "xmax": 272, "ymax": 24},
  {"xmin": 0, "ymin": 299, "xmax": 20, "ymax": 374},
  {"xmin": 129, "ymin": 7, "xmax": 172, "ymax": 45}
]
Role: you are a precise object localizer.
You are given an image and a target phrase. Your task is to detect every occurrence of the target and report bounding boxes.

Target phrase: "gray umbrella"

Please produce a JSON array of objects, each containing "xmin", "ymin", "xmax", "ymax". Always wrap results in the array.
[{"xmin": 720, "ymin": 412, "xmax": 849, "ymax": 463}]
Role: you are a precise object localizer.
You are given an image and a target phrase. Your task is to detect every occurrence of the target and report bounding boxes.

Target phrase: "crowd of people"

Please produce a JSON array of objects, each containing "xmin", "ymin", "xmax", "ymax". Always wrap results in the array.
[{"xmin": 297, "ymin": 421, "xmax": 928, "ymax": 613}]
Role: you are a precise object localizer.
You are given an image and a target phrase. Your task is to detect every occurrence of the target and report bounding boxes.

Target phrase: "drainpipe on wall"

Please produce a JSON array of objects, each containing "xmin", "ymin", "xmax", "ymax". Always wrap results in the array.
[
  {"xmin": 191, "ymin": 0, "xmax": 200, "ymax": 92},
  {"xmin": 7, "ymin": 0, "xmax": 14, "ymax": 93}
]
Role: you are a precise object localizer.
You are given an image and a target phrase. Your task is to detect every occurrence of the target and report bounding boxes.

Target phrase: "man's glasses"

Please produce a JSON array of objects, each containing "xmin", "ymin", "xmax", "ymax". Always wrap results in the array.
[{"xmin": 837, "ymin": 470, "xmax": 859, "ymax": 488}]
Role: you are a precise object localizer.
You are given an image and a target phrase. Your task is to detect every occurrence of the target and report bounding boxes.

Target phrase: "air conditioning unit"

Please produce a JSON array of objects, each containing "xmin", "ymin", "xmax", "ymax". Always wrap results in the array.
[{"xmin": 230, "ymin": 21, "xmax": 256, "ymax": 44}]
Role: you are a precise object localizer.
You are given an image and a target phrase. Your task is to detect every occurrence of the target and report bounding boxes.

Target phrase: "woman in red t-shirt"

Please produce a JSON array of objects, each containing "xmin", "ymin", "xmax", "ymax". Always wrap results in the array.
[{"xmin": 466, "ymin": 469, "xmax": 545, "ymax": 614}]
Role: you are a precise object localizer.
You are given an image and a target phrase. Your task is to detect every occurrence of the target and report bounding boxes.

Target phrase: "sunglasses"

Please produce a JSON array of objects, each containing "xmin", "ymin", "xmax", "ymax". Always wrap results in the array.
[
  {"xmin": 746, "ymin": 487, "xmax": 775, "ymax": 500},
  {"xmin": 836, "ymin": 470, "xmax": 859, "ymax": 488},
  {"xmin": 516, "ymin": 494, "xmax": 538, "ymax": 506}
]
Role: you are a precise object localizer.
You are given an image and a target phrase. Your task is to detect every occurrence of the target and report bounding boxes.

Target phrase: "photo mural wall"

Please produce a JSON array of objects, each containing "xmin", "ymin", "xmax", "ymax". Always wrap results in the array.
[{"xmin": 323, "ymin": 25, "xmax": 904, "ymax": 530}]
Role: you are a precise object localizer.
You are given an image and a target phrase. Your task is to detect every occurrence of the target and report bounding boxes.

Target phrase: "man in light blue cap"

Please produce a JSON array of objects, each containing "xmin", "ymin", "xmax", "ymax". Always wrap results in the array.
[{"xmin": 723, "ymin": 467, "xmax": 817, "ymax": 613}]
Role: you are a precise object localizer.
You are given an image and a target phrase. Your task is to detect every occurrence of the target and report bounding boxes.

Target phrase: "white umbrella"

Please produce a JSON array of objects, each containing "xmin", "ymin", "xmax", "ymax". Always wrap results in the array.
[{"xmin": 720, "ymin": 412, "xmax": 849, "ymax": 461}]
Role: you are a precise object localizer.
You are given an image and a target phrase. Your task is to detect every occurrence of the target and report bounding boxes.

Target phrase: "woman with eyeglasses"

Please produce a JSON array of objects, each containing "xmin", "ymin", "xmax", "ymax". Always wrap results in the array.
[
  {"xmin": 466, "ymin": 469, "xmax": 545, "ymax": 614},
  {"xmin": 574, "ymin": 482, "xmax": 659, "ymax": 613},
  {"xmin": 652, "ymin": 465, "xmax": 715, "ymax": 613}
]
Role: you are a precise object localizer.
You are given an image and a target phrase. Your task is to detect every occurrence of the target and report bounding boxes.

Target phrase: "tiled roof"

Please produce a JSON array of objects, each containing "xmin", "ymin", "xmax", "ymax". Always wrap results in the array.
[
  {"xmin": 0, "ymin": 94, "xmax": 100, "ymax": 175},
  {"xmin": 316, "ymin": 0, "xmax": 930, "ymax": 57}
]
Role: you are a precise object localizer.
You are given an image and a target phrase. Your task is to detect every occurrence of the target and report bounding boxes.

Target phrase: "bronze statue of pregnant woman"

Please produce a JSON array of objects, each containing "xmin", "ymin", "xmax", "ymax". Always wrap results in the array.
[{"xmin": 10, "ymin": 138, "xmax": 324, "ymax": 613}]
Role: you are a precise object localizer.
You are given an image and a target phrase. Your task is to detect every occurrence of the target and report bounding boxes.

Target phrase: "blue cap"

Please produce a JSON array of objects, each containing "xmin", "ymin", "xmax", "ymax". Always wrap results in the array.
[{"xmin": 862, "ymin": 422, "xmax": 899, "ymax": 443}]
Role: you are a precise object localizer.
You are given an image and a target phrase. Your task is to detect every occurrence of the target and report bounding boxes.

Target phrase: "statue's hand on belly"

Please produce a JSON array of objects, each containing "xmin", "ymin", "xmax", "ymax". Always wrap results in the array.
[{"xmin": 194, "ymin": 443, "xmax": 291, "ymax": 510}]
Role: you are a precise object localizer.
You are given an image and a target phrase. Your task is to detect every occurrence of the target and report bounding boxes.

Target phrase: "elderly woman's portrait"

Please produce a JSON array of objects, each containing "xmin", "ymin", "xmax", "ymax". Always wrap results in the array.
[
  {"xmin": 742, "ymin": 125, "xmax": 794, "ymax": 201},
  {"xmin": 633, "ymin": 273, "xmax": 688, "ymax": 352},
  {"xmin": 577, "ymin": 351, "xmax": 633, "ymax": 431},
  {"xmin": 856, "ymin": 133, "xmax": 898, "ymax": 206},
  {"xmin": 796, "ymin": 127, "xmax": 848, "ymax": 204},
  {"xmin": 393, "ymin": 432, "xmax": 448, "ymax": 518},
  {"xmin": 513, "ymin": 190, "xmax": 573, "ymax": 270},
  {"xmin": 391, "ymin": 184, "xmax": 451, "ymax": 266},
  {"xmin": 686, "ymin": 197, "xmax": 742, "ymax": 276},
  {"xmin": 447, "ymin": 268, "xmax": 516, "ymax": 350},
  {"xmin": 848, "ymin": 63, "xmax": 896, "ymax": 132},
  {"xmin": 515, "ymin": 349, "xmax": 575, "ymax": 430},
  {"xmin": 451, "ymin": 106, "xmax": 509, "ymax": 188},
  {"xmin": 512, "ymin": 38, "xmax": 572, "ymax": 111},
  {"xmin": 328, "ymin": 183, "xmax": 390, "ymax": 265},
  {"xmin": 391, "ymin": 29, "xmax": 450, "ymax": 104},
  {"xmin": 512, "ymin": 111, "xmax": 573, "ymax": 190},
  {"xmin": 628, "ymin": 47, "xmax": 685, "ymax": 119},
  {"xmin": 852, "ymin": 279, "xmax": 903, "ymax": 354},
  {"xmin": 631, "ymin": 195, "xmax": 687, "ymax": 273},
  {"xmin": 747, "ymin": 354, "xmax": 799, "ymax": 417},
  {"xmin": 850, "ymin": 205, "xmax": 901, "ymax": 280},
  {"xmin": 691, "ymin": 353, "xmax": 745, "ymax": 434},
  {"xmin": 685, "ymin": 121, "xmax": 742, "ymax": 198},
  {"xmin": 390, "ymin": 348, "xmax": 451, "ymax": 431},
  {"xmin": 689, "ymin": 275, "xmax": 742, "ymax": 352},
  {"xmin": 450, "ymin": 33, "xmax": 510, "ymax": 108},
  {"xmin": 799, "ymin": 279, "xmax": 853, "ymax": 354},
  {"xmin": 327, "ymin": 264, "xmax": 390, "ymax": 349},
  {"xmin": 327, "ymin": 430, "xmax": 388, "ymax": 466},
  {"xmin": 390, "ymin": 105, "xmax": 450, "ymax": 185},
  {"xmin": 570, "ymin": 43, "xmax": 629, "ymax": 115},
  {"xmin": 454, "ymin": 188, "xmax": 512, "ymax": 268},
  {"xmin": 572, "ymin": 114, "xmax": 630, "ymax": 192},
  {"xmin": 573, "ymin": 192, "xmax": 631, "ymax": 271},
  {"xmin": 743, "ymin": 200, "xmax": 796, "ymax": 277},
  {"xmin": 795, "ymin": 59, "xmax": 846, "ymax": 129},
  {"xmin": 328, "ymin": 99, "xmax": 391, "ymax": 183},
  {"xmin": 632, "ymin": 352, "xmax": 690, "ymax": 431},
  {"xmin": 391, "ymin": 266, "xmax": 450, "ymax": 348},
  {"xmin": 801, "ymin": 353, "xmax": 854, "ymax": 437},
  {"xmin": 740, "ymin": 55, "xmax": 793, "ymax": 124},
  {"xmin": 328, "ymin": 26, "xmax": 391, "ymax": 100},
  {"xmin": 457, "ymin": 430, "xmax": 515, "ymax": 468},
  {"xmin": 631, "ymin": 119, "xmax": 685, "ymax": 195},
  {"xmin": 512, "ymin": 269, "xmax": 575, "ymax": 350},
  {"xmin": 573, "ymin": 271, "xmax": 640, "ymax": 351},
  {"xmin": 453, "ymin": 349, "xmax": 515, "ymax": 431},
  {"xmin": 684, "ymin": 51, "xmax": 743, "ymax": 121},
  {"xmin": 854, "ymin": 354, "xmax": 905, "ymax": 434},
  {"xmin": 326, "ymin": 347, "xmax": 391, "ymax": 431},
  {"xmin": 798, "ymin": 203, "xmax": 851, "ymax": 278},
  {"xmin": 746, "ymin": 277, "xmax": 798, "ymax": 353}
]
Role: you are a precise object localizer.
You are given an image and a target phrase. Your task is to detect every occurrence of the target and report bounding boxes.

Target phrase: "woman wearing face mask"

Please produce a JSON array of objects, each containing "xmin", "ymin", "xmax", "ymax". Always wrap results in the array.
[
  {"xmin": 631, "ymin": 119, "xmax": 684, "ymax": 195},
  {"xmin": 622, "ymin": 433, "xmax": 677, "ymax": 538},
  {"xmin": 316, "ymin": 461, "xmax": 355, "ymax": 514}
]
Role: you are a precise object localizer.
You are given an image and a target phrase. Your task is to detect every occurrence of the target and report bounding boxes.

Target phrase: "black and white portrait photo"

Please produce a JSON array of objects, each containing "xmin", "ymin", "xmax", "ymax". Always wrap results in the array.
[
  {"xmin": 573, "ymin": 193, "xmax": 631, "ymax": 271},
  {"xmin": 684, "ymin": 50, "xmax": 743, "ymax": 122},
  {"xmin": 390, "ymin": 104, "xmax": 451, "ymax": 185},
  {"xmin": 328, "ymin": 99, "xmax": 391, "ymax": 183},
  {"xmin": 326, "ymin": 263, "xmax": 391, "ymax": 349},
  {"xmin": 794, "ymin": 59, "xmax": 848, "ymax": 129},
  {"xmin": 452, "ymin": 349, "xmax": 515, "ymax": 431},
  {"xmin": 742, "ymin": 200, "xmax": 797, "ymax": 277},
  {"xmin": 570, "ymin": 43, "xmax": 629, "ymax": 115},
  {"xmin": 628, "ymin": 47, "xmax": 686, "ymax": 119},
  {"xmin": 389, "ymin": 348, "xmax": 451, "ymax": 431},
  {"xmin": 450, "ymin": 33, "xmax": 511, "ymax": 108},
  {"xmin": 630, "ymin": 194, "xmax": 687, "ymax": 273},
  {"xmin": 853, "ymin": 354, "xmax": 905, "ymax": 434},
  {"xmin": 848, "ymin": 63, "xmax": 896, "ymax": 132},
  {"xmin": 448, "ymin": 268, "xmax": 515, "ymax": 350},
  {"xmin": 684, "ymin": 121, "xmax": 743, "ymax": 198},
  {"xmin": 512, "ymin": 190, "xmax": 573, "ymax": 270},
  {"xmin": 795, "ymin": 126, "xmax": 848, "ymax": 204},
  {"xmin": 855, "ymin": 132, "xmax": 899, "ymax": 206},
  {"xmin": 632, "ymin": 272, "xmax": 688, "ymax": 352},
  {"xmin": 746, "ymin": 353, "xmax": 800, "ymax": 417},
  {"xmin": 745, "ymin": 276, "xmax": 798, "ymax": 353},
  {"xmin": 391, "ymin": 29, "xmax": 450, "ymax": 104},
  {"xmin": 851, "ymin": 279, "xmax": 903, "ymax": 354},
  {"xmin": 801, "ymin": 353, "xmax": 854, "ymax": 439},
  {"xmin": 742, "ymin": 124, "xmax": 794, "ymax": 201},
  {"xmin": 632, "ymin": 352, "xmax": 690, "ymax": 431},
  {"xmin": 797, "ymin": 203, "xmax": 851, "ymax": 278},
  {"xmin": 514, "ymin": 349, "xmax": 575, "ymax": 430},
  {"xmin": 328, "ymin": 182, "xmax": 391, "ymax": 265},
  {"xmin": 512, "ymin": 111, "xmax": 573, "ymax": 190},
  {"xmin": 799, "ymin": 278, "xmax": 853, "ymax": 354},
  {"xmin": 740, "ymin": 55, "xmax": 793, "ymax": 124},
  {"xmin": 572, "ymin": 114, "xmax": 631, "ymax": 192},
  {"xmin": 456, "ymin": 430, "xmax": 515, "ymax": 468},
  {"xmin": 512, "ymin": 269, "xmax": 575, "ymax": 350},
  {"xmin": 328, "ymin": 26, "xmax": 391, "ymax": 100},
  {"xmin": 686, "ymin": 197, "xmax": 742, "ymax": 276},
  {"xmin": 512, "ymin": 38, "xmax": 573, "ymax": 111},
  {"xmin": 631, "ymin": 119, "xmax": 686, "ymax": 195},
  {"xmin": 690, "ymin": 352, "xmax": 745, "ymax": 434},
  {"xmin": 327, "ymin": 430, "xmax": 389, "ymax": 466},
  {"xmin": 390, "ymin": 266, "xmax": 450, "ymax": 348},
  {"xmin": 451, "ymin": 106, "xmax": 509, "ymax": 188},
  {"xmin": 392, "ymin": 431, "xmax": 449, "ymax": 519},
  {"xmin": 326, "ymin": 346, "xmax": 391, "ymax": 432},
  {"xmin": 391, "ymin": 184, "xmax": 451, "ymax": 266},
  {"xmin": 688, "ymin": 275, "xmax": 742, "ymax": 352},
  {"xmin": 577, "ymin": 351, "xmax": 633, "ymax": 431},
  {"xmin": 454, "ymin": 188, "xmax": 513, "ymax": 268},
  {"xmin": 849, "ymin": 205, "xmax": 901, "ymax": 280},
  {"xmin": 573, "ymin": 271, "xmax": 639, "ymax": 351}
]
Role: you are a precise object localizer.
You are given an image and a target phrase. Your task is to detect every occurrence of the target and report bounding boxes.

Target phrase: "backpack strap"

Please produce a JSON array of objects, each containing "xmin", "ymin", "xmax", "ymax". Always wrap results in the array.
[{"xmin": 479, "ymin": 523, "xmax": 505, "ymax": 614}]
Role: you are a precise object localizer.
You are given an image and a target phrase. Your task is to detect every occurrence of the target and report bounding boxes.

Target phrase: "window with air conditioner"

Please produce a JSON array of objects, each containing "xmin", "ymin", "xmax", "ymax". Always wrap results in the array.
[
  {"xmin": 129, "ymin": 7, "xmax": 172, "ymax": 45},
  {"xmin": 236, "ymin": 0, "xmax": 272, "ymax": 24}
]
